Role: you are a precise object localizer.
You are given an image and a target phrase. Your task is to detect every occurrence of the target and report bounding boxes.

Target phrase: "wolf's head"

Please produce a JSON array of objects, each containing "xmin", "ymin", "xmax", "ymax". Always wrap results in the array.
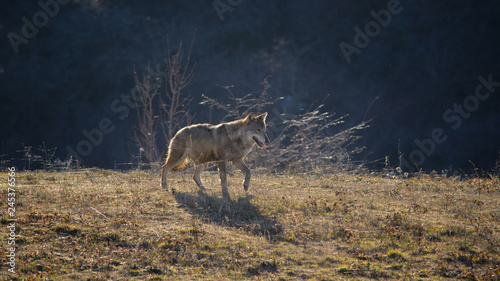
[{"xmin": 243, "ymin": 112, "xmax": 270, "ymax": 148}]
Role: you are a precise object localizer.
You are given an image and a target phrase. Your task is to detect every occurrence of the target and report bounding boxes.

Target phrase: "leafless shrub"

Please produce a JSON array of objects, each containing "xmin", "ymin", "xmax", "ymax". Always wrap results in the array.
[
  {"xmin": 201, "ymin": 78, "xmax": 369, "ymax": 174},
  {"xmin": 0, "ymin": 143, "xmax": 77, "ymax": 171},
  {"xmin": 20, "ymin": 143, "xmax": 60, "ymax": 171},
  {"xmin": 201, "ymin": 75, "xmax": 281, "ymax": 122},
  {"xmin": 248, "ymin": 106, "xmax": 369, "ymax": 174}
]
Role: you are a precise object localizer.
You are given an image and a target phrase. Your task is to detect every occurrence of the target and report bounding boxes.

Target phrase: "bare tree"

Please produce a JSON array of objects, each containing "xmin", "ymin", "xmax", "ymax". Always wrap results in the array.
[
  {"xmin": 132, "ymin": 63, "xmax": 161, "ymax": 165},
  {"xmin": 132, "ymin": 32, "xmax": 196, "ymax": 168},
  {"xmin": 160, "ymin": 32, "xmax": 196, "ymax": 142}
]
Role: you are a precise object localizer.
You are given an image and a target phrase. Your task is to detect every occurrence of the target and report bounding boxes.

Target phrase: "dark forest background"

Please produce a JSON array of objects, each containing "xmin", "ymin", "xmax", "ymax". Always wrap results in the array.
[{"xmin": 1, "ymin": 0, "xmax": 499, "ymax": 173}]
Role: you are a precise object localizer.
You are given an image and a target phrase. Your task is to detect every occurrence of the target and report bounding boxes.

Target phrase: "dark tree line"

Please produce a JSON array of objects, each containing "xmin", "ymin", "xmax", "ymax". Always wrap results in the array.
[{"xmin": 1, "ymin": 1, "xmax": 499, "ymax": 173}]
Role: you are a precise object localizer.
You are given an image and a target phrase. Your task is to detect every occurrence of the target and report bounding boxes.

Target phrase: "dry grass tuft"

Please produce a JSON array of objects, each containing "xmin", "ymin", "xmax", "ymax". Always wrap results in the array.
[{"xmin": 1, "ymin": 170, "xmax": 499, "ymax": 280}]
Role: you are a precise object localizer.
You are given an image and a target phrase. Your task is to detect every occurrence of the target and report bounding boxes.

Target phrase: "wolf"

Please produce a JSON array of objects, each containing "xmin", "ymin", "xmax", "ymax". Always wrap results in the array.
[{"xmin": 161, "ymin": 112, "xmax": 270, "ymax": 197}]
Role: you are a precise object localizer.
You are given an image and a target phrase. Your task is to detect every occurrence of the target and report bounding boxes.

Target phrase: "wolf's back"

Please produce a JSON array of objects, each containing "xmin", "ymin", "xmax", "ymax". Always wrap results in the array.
[{"xmin": 166, "ymin": 123, "xmax": 216, "ymax": 170}]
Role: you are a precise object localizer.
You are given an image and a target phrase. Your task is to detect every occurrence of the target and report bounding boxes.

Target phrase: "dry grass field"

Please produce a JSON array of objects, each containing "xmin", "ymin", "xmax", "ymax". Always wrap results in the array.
[{"xmin": 1, "ymin": 169, "xmax": 499, "ymax": 280}]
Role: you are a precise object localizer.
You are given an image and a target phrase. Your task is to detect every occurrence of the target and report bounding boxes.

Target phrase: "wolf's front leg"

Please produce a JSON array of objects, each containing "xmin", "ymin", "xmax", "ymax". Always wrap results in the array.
[
  {"xmin": 218, "ymin": 161, "xmax": 230, "ymax": 198},
  {"xmin": 193, "ymin": 163, "xmax": 210, "ymax": 191},
  {"xmin": 235, "ymin": 161, "xmax": 251, "ymax": 191}
]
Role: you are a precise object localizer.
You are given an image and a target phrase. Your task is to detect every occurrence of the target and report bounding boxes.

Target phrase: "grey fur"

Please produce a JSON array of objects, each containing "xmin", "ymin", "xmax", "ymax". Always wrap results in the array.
[{"xmin": 161, "ymin": 112, "xmax": 269, "ymax": 196}]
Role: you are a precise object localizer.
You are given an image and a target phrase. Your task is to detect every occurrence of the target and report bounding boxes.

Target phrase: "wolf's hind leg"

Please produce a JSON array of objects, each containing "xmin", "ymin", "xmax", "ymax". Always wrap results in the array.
[
  {"xmin": 193, "ymin": 163, "xmax": 210, "ymax": 191},
  {"xmin": 161, "ymin": 163, "xmax": 170, "ymax": 189},
  {"xmin": 234, "ymin": 161, "xmax": 251, "ymax": 191},
  {"xmin": 218, "ymin": 161, "xmax": 230, "ymax": 198}
]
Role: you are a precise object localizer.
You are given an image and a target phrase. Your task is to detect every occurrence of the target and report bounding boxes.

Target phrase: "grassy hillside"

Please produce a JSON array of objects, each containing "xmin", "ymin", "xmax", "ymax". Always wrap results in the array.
[{"xmin": 1, "ymin": 169, "xmax": 499, "ymax": 280}]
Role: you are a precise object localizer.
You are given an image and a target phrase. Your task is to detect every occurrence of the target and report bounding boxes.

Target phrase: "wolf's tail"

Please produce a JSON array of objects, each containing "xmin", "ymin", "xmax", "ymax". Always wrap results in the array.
[{"xmin": 171, "ymin": 157, "xmax": 189, "ymax": 171}]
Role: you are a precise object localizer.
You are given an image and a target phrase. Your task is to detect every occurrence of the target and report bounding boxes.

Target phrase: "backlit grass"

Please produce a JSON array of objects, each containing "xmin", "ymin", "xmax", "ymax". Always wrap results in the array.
[{"xmin": 1, "ymin": 169, "xmax": 499, "ymax": 280}]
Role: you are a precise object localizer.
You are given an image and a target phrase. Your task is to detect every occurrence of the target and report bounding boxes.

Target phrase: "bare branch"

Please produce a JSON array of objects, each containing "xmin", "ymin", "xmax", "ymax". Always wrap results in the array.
[
  {"xmin": 131, "ymin": 32, "xmax": 196, "ymax": 168},
  {"xmin": 132, "ymin": 63, "xmax": 161, "ymax": 165}
]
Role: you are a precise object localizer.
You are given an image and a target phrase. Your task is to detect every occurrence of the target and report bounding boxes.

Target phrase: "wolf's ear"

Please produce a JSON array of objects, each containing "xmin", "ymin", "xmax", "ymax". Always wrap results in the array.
[
  {"xmin": 257, "ymin": 112, "xmax": 268, "ymax": 122},
  {"xmin": 246, "ymin": 112, "xmax": 256, "ymax": 122}
]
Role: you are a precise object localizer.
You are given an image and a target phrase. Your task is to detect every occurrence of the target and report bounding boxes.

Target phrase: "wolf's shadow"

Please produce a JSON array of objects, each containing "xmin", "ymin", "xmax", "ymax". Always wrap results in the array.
[{"xmin": 173, "ymin": 191, "xmax": 282, "ymax": 240}]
